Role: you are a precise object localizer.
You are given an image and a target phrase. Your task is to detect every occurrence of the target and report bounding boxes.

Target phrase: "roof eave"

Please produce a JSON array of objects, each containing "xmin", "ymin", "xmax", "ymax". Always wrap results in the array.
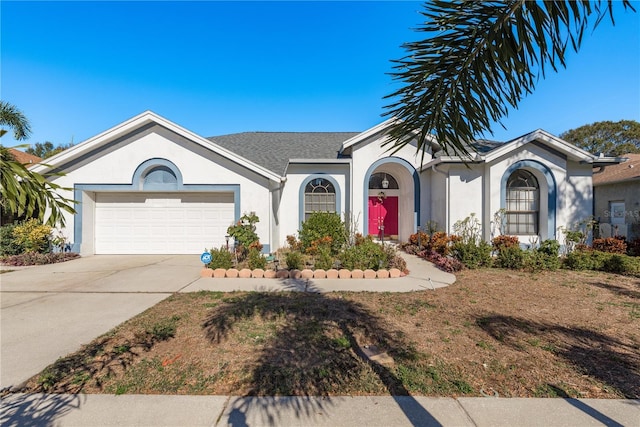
[
  {"xmin": 586, "ymin": 156, "xmax": 628, "ymax": 166},
  {"xmin": 340, "ymin": 117, "xmax": 401, "ymax": 151},
  {"xmin": 32, "ymin": 111, "xmax": 282, "ymax": 183},
  {"xmin": 483, "ymin": 129, "xmax": 599, "ymax": 163}
]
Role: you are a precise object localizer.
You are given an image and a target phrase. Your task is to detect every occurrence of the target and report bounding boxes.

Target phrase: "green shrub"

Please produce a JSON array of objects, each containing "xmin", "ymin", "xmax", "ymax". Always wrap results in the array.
[
  {"xmin": 603, "ymin": 254, "xmax": 640, "ymax": 276},
  {"xmin": 0, "ymin": 223, "xmax": 24, "ymax": 256},
  {"xmin": 538, "ymin": 239, "xmax": 560, "ymax": 258},
  {"xmin": 12, "ymin": 219, "xmax": 52, "ymax": 254},
  {"xmin": 494, "ymin": 245, "xmax": 524, "ymax": 269},
  {"xmin": 207, "ymin": 247, "xmax": 234, "ymax": 269},
  {"xmin": 523, "ymin": 250, "xmax": 560, "ymax": 272},
  {"xmin": 339, "ymin": 237, "xmax": 388, "ymax": 270},
  {"xmin": 299, "ymin": 212, "xmax": 346, "ymax": 255},
  {"xmin": 285, "ymin": 251, "xmax": 304, "ymax": 270},
  {"xmin": 527, "ymin": 239, "xmax": 561, "ymax": 271},
  {"xmin": 247, "ymin": 247, "xmax": 266, "ymax": 270},
  {"xmin": 227, "ymin": 213, "xmax": 260, "ymax": 259},
  {"xmin": 564, "ymin": 250, "xmax": 640, "ymax": 276},
  {"xmin": 452, "ymin": 241, "xmax": 492, "ymax": 269},
  {"xmin": 564, "ymin": 250, "xmax": 609, "ymax": 271},
  {"xmin": 313, "ymin": 244, "xmax": 334, "ymax": 270}
]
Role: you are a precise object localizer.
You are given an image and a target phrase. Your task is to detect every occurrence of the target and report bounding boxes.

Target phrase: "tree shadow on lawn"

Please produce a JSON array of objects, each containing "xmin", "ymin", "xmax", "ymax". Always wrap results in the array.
[
  {"xmin": 475, "ymin": 314, "xmax": 640, "ymax": 398},
  {"xmin": 202, "ymin": 292, "xmax": 446, "ymax": 427},
  {"xmin": 587, "ymin": 280, "xmax": 640, "ymax": 300}
]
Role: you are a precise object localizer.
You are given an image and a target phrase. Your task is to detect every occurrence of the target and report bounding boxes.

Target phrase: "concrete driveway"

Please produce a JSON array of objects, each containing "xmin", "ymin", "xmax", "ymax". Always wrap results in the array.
[{"xmin": 0, "ymin": 255, "xmax": 202, "ymax": 390}]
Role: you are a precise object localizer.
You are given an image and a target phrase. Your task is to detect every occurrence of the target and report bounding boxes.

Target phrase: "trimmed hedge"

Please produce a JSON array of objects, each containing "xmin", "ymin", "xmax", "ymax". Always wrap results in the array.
[{"xmin": 564, "ymin": 250, "xmax": 640, "ymax": 276}]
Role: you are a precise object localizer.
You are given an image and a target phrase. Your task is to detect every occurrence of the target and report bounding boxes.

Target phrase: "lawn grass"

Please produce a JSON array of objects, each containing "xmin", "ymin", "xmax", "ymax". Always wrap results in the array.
[{"xmin": 15, "ymin": 268, "xmax": 640, "ymax": 398}]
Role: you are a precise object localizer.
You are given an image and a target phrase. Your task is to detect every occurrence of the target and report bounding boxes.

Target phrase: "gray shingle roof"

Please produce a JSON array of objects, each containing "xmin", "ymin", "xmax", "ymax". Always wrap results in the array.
[{"xmin": 207, "ymin": 132, "xmax": 359, "ymax": 176}]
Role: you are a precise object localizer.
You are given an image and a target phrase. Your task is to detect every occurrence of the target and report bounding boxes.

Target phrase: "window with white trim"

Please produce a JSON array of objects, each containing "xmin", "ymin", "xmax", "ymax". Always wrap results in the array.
[
  {"xmin": 505, "ymin": 169, "xmax": 539, "ymax": 235},
  {"xmin": 304, "ymin": 178, "xmax": 336, "ymax": 221}
]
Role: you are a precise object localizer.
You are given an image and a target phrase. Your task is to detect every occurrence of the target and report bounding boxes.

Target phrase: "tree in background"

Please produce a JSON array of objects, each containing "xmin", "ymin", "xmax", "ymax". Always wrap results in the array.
[
  {"xmin": 26, "ymin": 141, "xmax": 74, "ymax": 159},
  {"xmin": 560, "ymin": 120, "xmax": 640, "ymax": 156},
  {"xmin": 0, "ymin": 101, "xmax": 76, "ymax": 226},
  {"xmin": 383, "ymin": 1, "xmax": 636, "ymax": 161}
]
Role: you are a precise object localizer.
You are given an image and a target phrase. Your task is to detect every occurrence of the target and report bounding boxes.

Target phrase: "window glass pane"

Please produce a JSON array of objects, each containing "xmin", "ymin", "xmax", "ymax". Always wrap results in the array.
[
  {"xmin": 505, "ymin": 170, "xmax": 539, "ymax": 234},
  {"xmin": 368, "ymin": 173, "xmax": 399, "ymax": 189},
  {"xmin": 304, "ymin": 181, "xmax": 336, "ymax": 215}
]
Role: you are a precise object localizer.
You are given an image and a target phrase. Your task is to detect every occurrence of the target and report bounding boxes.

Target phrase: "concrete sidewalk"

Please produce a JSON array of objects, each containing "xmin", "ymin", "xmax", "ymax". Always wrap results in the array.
[{"xmin": 1, "ymin": 394, "xmax": 638, "ymax": 426}]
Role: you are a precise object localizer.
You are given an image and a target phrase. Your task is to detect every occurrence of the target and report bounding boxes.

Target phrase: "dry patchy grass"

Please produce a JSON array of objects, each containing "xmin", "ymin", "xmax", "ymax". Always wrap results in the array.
[{"xmin": 15, "ymin": 269, "xmax": 640, "ymax": 398}]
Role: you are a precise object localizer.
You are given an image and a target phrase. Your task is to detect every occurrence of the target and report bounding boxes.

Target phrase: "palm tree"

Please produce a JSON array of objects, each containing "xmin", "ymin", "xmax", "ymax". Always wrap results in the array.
[
  {"xmin": 0, "ymin": 102, "xmax": 75, "ymax": 226},
  {"xmin": 383, "ymin": 0, "xmax": 636, "ymax": 160},
  {"xmin": 0, "ymin": 101, "xmax": 32, "ymax": 140}
]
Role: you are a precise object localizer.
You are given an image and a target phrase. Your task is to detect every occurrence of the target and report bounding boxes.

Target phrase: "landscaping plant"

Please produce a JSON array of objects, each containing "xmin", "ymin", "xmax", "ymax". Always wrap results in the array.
[
  {"xmin": 11, "ymin": 218, "xmax": 52, "ymax": 253},
  {"xmin": 0, "ymin": 222, "xmax": 24, "ymax": 256},
  {"xmin": 207, "ymin": 247, "xmax": 234, "ymax": 270},
  {"xmin": 284, "ymin": 250, "xmax": 304, "ymax": 270},
  {"xmin": 592, "ymin": 236, "xmax": 627, "ymax": 254},
  {"xmin": 227, "ymin": 213, "xmax": 261, "ymax": 260},
  {"xmin": 298, "ymin": 212, "xmax": 346, "ymax": 255},
  {"xmin": 247, "ymin": 247, "xmax": 267, "ymax": 270}
]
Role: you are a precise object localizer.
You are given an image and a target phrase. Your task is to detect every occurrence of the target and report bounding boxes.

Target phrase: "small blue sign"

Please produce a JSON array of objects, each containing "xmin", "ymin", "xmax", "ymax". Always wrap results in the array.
[{"xmin": 200, "ymin": 252, "xmax": 212, "ymax": 264}]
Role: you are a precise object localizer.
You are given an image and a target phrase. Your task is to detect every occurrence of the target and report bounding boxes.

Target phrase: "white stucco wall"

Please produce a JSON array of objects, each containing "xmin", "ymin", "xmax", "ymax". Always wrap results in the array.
[
  {"xmin": 447, "ymin": 164, "xmax": 485, "ymax": 232},
  {"xmin": 50, "ymin": 125, "xmax": 273, "ymax": 254}
]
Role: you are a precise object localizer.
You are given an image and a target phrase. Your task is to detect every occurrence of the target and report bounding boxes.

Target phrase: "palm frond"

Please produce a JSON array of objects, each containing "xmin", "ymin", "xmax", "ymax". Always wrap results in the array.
[
  {"xmin": 0, "ymin": 101, "xmax": 32, "ymax": 140},
  {"xmin": 383, "ymin": 0, "xmax": 635, "ymax": 161}
]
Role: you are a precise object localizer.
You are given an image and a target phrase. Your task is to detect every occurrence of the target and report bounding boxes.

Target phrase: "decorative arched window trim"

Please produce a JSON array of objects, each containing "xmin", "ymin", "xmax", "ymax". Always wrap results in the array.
[
  {"xmin": 299, "ymin": 175, "xmax": 341, "ymax": 227},
  {"xmin": 500, "ymin": 160, "xmax": 557, "ymax": 240},
  {"xmin": 131, "ymin": 158, "xmax": 184, "ymax": 190}
]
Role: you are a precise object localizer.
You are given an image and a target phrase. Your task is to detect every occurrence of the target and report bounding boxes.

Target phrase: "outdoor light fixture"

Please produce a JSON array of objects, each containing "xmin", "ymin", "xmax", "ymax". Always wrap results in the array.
[
  {"xmin": 225, "ymin": 234, "xmax": 230, "ymax": 251},
  {"xmin": 382, "ymin": 174, "xmax": 389, "ymax": 189}
]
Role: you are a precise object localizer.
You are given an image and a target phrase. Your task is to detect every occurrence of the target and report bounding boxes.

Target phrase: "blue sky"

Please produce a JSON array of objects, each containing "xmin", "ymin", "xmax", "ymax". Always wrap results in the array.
[{"xmin": 1, "ymin": 1, "xmax": 639, "ymax": 149}]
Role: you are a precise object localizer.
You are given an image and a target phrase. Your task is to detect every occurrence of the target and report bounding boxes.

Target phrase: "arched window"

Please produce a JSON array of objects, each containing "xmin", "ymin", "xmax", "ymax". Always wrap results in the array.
[
  {"xmin": 506, "ymin": 169, "xmax": 539, "ymax": 235},
  {"xmin": 304, "ymin": 178, "xmax": 336, "ymax": 220},
  {"xmin": 368, "ymin": 172, "xmax": 399, "ymax": 189},
  {"xmin": 143, "ymin": 166, "xmax": 177, "ymax": 187}
]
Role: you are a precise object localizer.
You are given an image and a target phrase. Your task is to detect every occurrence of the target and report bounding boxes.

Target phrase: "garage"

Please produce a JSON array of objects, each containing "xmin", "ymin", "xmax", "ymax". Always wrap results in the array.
[{"xmin": 94, "ymin": 192, "xmax": 234, "ymax": 254}]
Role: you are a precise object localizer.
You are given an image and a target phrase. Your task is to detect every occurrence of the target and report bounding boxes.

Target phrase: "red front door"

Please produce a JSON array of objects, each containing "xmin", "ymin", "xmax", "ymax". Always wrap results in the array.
[{"xmin": 368, "ymin": 196, "xmax": 398, "ymax": 237}]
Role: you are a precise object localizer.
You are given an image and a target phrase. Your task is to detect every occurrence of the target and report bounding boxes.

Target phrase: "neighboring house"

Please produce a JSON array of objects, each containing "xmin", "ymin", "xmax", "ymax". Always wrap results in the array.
[
  {"xmin": 8, "ymin": 148, "xmax": 42, "ymax": 165},
  {"xmin": 32, "ymin": 111, "xmax": 621, "ymax": 255},
  {"xmin": 593, "ymin": 153, "xmax": 640, "ymax": 240}
]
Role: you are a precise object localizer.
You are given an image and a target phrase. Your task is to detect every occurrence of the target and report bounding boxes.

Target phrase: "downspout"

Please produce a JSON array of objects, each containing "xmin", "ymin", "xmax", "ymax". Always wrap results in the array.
[
  {"xmin": 269, "ymin": 176, "xmax": 287, "ymax": 254},
  {"xmin": 431, "ymin": 163, "xmax": 450, "ymax": 233}
]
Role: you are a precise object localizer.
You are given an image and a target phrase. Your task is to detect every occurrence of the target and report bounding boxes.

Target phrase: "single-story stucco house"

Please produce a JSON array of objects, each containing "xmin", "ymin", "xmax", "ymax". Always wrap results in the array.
[
  {"xmin": 593, "ymin": 153, "xmax": 640, "ymax": 240},
  {"xmin": 32, "ymin": 111, "xmax": 622, "ymax": 255}
]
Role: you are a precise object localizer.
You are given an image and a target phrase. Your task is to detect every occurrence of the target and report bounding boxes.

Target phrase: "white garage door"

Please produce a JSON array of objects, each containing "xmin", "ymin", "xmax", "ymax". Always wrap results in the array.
[{"xmin": 94, "ymin": 192, "xmax": 234, "ymax": 254}]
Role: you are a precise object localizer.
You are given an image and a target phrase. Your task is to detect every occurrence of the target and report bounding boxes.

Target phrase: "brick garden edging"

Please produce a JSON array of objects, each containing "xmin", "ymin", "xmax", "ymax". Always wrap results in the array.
[{"xmin": 200, "ymin": 268, "xmax": 404, "ymax": 279}]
